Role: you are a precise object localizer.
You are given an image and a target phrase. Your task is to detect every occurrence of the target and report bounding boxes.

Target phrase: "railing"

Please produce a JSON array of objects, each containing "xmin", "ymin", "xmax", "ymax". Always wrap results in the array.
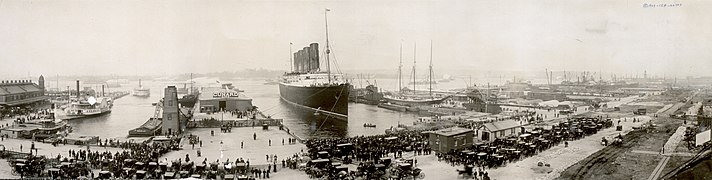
[{"xmin": 187, "ymin": 119, "xmax": 283, "ymax": 128}]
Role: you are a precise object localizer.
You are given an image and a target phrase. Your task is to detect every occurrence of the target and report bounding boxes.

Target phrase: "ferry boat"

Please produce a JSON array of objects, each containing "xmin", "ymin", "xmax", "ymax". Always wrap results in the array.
[
  {"xmin": 279, "ymin": 9, "xmax": 349, "ymax": 121},
  {"xmin": 63, "ymin": 96, "xmax": 113, "ymax": 117},
  {"xmin": 133, "ymin": 79, "xmax": 150, "ymax": 97}
]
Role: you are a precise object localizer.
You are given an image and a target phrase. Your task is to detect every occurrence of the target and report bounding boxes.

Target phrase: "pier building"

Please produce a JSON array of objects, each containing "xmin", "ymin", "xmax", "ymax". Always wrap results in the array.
[{"xmin": 0, "ymin": 76, "xmax": 48, "ymax": 108}]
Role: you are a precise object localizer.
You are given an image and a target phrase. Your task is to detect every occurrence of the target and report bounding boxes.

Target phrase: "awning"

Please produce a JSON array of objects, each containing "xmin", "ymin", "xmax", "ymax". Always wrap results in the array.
[{"xmin": 0, "ymin": 96, "xmax": 49, "ymax": 106}]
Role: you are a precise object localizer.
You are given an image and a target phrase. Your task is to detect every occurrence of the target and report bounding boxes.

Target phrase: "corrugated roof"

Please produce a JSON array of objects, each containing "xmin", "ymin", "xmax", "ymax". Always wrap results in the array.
[
  {"xmin": 0, "ymin": 83, "xmax": 42, "ymax": 95},
  {"xmin": 430, "ymin": 127, "xmax": 473, "ymax": 137},
  {"xmin": 483, "ymin": 120, "xmax": 522, "ymax": 132},
  {"xmin": 21, "ymin": 84, "xmax": 39, "ymax": 91},
  {"xmin": 4, "ymin": 86, "xmax": 25, "ymax": 94}
]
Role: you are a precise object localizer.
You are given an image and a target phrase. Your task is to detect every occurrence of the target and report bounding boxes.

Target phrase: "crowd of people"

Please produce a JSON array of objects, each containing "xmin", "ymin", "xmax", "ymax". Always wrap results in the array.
[
  {"xmin": 302, "ymin": 130, "xmax": 432, "ymax": 179},
  {"xmin": 4, "ymin": 136, "xmax": 181, "ymax": 179},
  {"xmin": 0, "ymin": 108, "xmax": 54, "ymax": 124}
]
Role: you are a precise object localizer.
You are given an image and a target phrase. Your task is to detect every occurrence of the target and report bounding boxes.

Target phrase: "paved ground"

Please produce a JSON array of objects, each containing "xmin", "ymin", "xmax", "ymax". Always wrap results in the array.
[
  {"xmin": 160, "ymin": 126, "xmax": 307, "ymax": 179},
  {"xmin": 0, "ymin": 125, "xmax": 307, "ymax": 179}
]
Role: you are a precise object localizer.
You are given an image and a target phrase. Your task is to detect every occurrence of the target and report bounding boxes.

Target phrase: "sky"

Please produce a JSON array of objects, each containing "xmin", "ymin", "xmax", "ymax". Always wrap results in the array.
[{"xmin": 1, "ymin": 0, "xmax": 711, "ymax": 78}]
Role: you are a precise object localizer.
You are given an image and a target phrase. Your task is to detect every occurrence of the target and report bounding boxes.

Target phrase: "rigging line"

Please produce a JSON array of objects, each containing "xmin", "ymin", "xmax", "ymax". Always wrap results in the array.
[
  {"xmin": 316, "ymin": 83, "xmax": 347, "ymax": 131},
  {"xmin": 327, "ymin": 43, "xmax": 343, "ymax": 74},
  {"xmin": 258, "ymin": 104, "xmax": 280, "ymax": 114}
]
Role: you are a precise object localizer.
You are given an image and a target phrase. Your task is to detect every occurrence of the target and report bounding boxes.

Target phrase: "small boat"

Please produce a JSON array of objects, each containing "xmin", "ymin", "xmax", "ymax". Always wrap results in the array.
[{"xmin": 363, "ymin": 123, "xmax": 376, "ymax": 128}]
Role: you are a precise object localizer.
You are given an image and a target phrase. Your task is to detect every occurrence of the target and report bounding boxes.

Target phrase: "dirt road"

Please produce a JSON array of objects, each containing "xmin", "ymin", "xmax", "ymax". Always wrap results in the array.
[{"xmin": 556, "ymin": 102, "xmax": 686, "ymax": 180}]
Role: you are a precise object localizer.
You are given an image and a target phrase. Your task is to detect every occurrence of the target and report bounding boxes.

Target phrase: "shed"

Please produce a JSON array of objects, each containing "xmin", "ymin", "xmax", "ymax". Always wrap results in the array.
[
  {"xmin": 478, "ymin": 120, "xmax": 522, "ymax": 142},
  {"xmin": 427, "ymin": 127, "xmax": 474, "ymax": 153}
]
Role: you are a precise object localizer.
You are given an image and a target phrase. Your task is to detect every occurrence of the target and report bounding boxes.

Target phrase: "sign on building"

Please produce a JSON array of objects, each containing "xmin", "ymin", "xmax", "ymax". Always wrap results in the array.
[
  {"xmin": 213, "ymin": 92, "xmax": 239, "ymax": 98},
  {"xmin": 695, "ymin": 130, "xmax": 711, "ymax": 146}
]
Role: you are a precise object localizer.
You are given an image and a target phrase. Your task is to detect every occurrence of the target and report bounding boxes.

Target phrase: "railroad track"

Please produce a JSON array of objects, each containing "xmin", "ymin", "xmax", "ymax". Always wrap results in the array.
[
  {"xmin": 647, "ymin": 156, "xmax": 670, "ymax": 180},
  {"xmin": 567, "ymin": 130, "xmax": 645, "ymax": 180},
  {"xmin": 558, "ymin": 101, "xmax": 686, "ymax": 180}
]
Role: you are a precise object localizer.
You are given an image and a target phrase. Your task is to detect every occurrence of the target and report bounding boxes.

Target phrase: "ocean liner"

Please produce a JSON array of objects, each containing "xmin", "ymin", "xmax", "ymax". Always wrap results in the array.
[{"xmin": 279, "ymin": 9, "xmax": 349, "ymax": 120}]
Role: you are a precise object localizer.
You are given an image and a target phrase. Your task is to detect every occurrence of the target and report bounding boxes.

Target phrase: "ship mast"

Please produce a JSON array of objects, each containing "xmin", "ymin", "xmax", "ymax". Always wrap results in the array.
[
  {"xmin": 325, "ymin": 9, "xmax": 332, "ymax": 83},
  {"xmin": 413, "ymin": 43, "xmax": 416, "ymax": 95},
  {"xmin": 398, "ymin": 43, "xmax": 402, "ymax": 94},
  {"xmin": 429, "ymin": 40, "xmax": 433, "ymax": 97}
]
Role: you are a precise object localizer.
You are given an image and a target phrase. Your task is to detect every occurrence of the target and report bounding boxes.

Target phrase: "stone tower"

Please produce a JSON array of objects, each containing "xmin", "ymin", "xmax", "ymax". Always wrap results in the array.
[
  {"xmin": 162, "ymin": 86, "xmax": 181, "ymax": 135},
  {"xmin": 38, "ymin": 75, "xmax": 45, "ymax": 88},
  {"xmin": 38, "ymin": 75, "xmax": 45, "ymax": 94}
]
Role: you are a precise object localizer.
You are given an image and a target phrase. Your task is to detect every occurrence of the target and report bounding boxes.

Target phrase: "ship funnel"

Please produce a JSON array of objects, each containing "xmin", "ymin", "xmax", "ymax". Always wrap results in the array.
[
  {"xmin": 76, "ymin": 80, "xmax": 80, "ymax": 99},
  {"xmin": 102, "ymin": 84, "xmax": 105, "ymax": 97}
]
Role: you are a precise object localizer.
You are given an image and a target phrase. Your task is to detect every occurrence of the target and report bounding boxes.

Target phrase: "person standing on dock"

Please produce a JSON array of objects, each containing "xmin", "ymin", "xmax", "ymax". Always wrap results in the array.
[
  {"xmin": 269, "ymin": 139, "xmax": 271, "ymax": 146},
  {"xmin": 253, "ymin": 133, "xmax": 257, "ymax": 140},
  {"xmin": 241, "ymin": 141, "xmax": 244, "ymax": 149}
]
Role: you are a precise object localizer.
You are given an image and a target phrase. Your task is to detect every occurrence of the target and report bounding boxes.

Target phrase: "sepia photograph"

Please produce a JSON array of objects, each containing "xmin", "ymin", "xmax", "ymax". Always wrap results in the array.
[{"xmin": 0, "ymin": 0, "xmax": 710, "ymax": 179}]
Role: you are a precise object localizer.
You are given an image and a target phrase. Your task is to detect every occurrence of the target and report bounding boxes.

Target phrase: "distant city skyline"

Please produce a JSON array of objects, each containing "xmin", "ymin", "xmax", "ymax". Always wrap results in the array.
[{"xmin": 1, "ymin": 0, "xmax": 711, "ymax": 77}]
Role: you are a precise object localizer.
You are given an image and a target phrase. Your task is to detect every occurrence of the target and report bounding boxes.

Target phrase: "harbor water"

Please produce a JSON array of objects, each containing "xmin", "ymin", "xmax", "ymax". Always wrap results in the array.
[
  {"xmin": 48, "ymin": 79, "xmax": 423, "ymax": 139},
  {"xmin": 48, "ymin": 76, "xmax": 553, "ymax": 139}
]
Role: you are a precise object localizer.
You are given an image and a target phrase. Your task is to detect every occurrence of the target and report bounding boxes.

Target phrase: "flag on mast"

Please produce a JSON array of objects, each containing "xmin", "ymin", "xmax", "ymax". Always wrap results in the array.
[{"xmin": 325, "ymin": 8, "xmax": 330, "ymax": 11}]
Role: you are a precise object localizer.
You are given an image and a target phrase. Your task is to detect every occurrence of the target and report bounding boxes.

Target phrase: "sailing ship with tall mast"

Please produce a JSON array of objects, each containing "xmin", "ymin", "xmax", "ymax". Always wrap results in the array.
[
  {"xmin": 279, "ymin": 9, "xmax": 350, "ymax": 120},
  {"xmin": 408, "ymin": 44, "xmax": 438, "ymax": 86},
  {"xmin": 383, "ymin": 42, "xmax": 447, "ymax": 107}
]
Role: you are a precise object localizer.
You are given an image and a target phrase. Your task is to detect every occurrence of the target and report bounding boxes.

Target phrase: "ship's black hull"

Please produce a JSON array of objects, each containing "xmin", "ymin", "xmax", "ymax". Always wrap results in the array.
[{"xmin": 279, "ymin": 83, "xmax": 349, "ymax": 120}]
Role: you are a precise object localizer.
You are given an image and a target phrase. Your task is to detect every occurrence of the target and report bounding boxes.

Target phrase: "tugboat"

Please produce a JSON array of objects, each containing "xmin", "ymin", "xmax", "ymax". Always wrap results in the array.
[
  {"xmin": 279, "ymin": 9, "xmax": 349, "ymax": 121},
  {"xmin": 363, "ymin": 123, "xmax": 377, "ymax": 128}
]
